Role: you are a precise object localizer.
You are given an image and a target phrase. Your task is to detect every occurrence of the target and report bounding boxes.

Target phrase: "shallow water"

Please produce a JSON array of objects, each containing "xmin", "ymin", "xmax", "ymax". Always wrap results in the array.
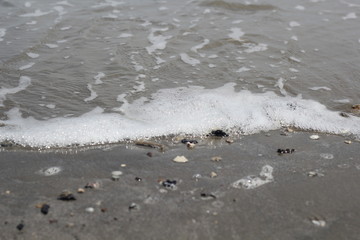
[{"xmin": 0, "ymin": 0, "xmax": 360, "ymax": 147}]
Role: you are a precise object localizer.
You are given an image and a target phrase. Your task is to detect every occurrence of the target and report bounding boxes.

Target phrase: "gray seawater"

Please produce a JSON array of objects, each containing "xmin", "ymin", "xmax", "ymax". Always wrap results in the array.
[{"xmin": 0, "ymin": 0, "xmax": 360, "ymax": 147}]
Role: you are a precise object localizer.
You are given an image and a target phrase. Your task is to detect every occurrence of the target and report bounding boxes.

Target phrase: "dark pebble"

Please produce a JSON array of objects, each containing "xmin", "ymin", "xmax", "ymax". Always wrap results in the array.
[
  {"xmin": 181, "ymin": 139, "xmax": 198, "ymax": 144},
  {"xmin": 129, "ymin": 203, "xmax": 139, "ymax": 211},
  {"xmin": 200, "ymin": 193, "xmax": 217, "ymax": 199},
  {"xmin": 146, "ymin": 152, "xmax": 153, "ymax": 157},
  {"xmin": 277, "ymin": 148, "xmax": 295, "ymax": 154},
  {"xmin": 58, "ymin": 192, "xmax": 76, "ymax": 201},
  {"xmin": 210, "ymin": 130, "xmax": 228, "ymax": 137},
  {"xmin": 16, "ymin": 222, "xmax": 24, "ymax": 231},
  {"xmin": 49, "ymin": 219, "xmax": 58, "ymax": 224},
  {"xmin": 135, "ymin": 177, "xmax": 142, "ymax": 182},
  {"xmin": 41, "ymin": 204, "xmax": 50, "ymax": 215},
  {"xmin": 162, "ymin": 179, "xmax": 177, "ymax": 188}
]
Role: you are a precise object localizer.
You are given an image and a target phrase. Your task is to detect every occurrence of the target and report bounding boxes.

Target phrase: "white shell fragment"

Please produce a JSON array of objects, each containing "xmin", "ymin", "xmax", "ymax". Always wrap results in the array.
[
  {"xmin": 310, "ymin": 135, "xmax": 320, "ymax": 140},
  {"xmin": 38, "ymin": 166, "xmax": 62, "ymax": 176},
  {"xmin": 344, "ymin": 140, "xmax": 352, "ymax": 144},
  {"xmin": 173, "ymin": 156, "xmax": 188, "ymax": 163},
  {"xmin": 310, "ymin": 217, "xmax": 326, "ymax": 227},
  {"xmin": 85, "ymin": 207, "xmax": 95, "ymax": 213}
]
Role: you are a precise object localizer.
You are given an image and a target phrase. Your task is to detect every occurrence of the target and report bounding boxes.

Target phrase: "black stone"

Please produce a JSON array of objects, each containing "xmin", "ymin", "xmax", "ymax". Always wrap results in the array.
[
  {"xmin": 16, "ymin": 222, "xmax": 24, "ymax": 231},
  {"xmin": 181, "ymin": 139, "xmax": 198, "ymax": 144},
  {"xmin": 41, "ymin": 204, "xmax": 50, "ymax": 215},
  {"xmin": 58, "ymin": 192, "xmax": 76, "ymax": 201},
  {"xmin": 210, "ymin": 130, "xmax": 229, "ymax": 137}
]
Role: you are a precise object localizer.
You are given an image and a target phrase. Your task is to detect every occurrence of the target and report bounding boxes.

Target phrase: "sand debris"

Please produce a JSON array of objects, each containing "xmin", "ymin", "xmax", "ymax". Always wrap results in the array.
[{"xmin": 173, "ymin": 156, "xmax": 188, "ymax": 163}]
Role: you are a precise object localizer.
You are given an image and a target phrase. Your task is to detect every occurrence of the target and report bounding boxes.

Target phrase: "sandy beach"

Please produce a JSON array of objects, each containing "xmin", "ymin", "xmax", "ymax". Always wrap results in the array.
[{"xmin": 0, "ymin": 130, "xmax": 359, "ymax": 240}]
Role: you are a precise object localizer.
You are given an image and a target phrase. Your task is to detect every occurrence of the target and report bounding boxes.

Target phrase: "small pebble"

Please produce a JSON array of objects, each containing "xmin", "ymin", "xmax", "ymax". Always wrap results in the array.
[
  {"xmin": 186, "ymin": 142, "xmax": 196, "ymax": 149},
  {"xmin": 129, "ymin": 203, "xmax": 140, "ymax": 211},
  {"xmin": 120, "ymin": 164, "xmax": 127, "ymax": 167},
  {"xmin": 40, "ymin": 204, "xmax": 50, "ymax": 215},
  {"xmin": 135, "ymin": 177, "xmax": 142, "ymax": 182},
  {"xmin": 58, "ymin": 191, "xmax": 76, "ymax": 201},
  {"xmin": 210, "ymin": 130, "xmax": 228, "ymax": 137},
  {"xmin": 85, "ymin": 207, "xmax": 94, "ymax": 213},
  {"xmin": 77, "ymin": 188, "xmax": 85, "ymax": 193},
  {"xmin": 211, "ymin": 156, "xmax": 222, "ymax": 162},
  {"xmin": 200, "ymin": 193, "xmax": 217, "ymax": 200},
  {"xmin": 344, "ymin": 140, "xmax": 352, "ymax": 144},
  {"xmin": 66, "ymin": 223, "xmax": 75, "ymax": 228},
  {"xmin": 161, "ymin": 179, "xmax": 177, "ymax": 190},
  {"xmin": 111, "ymin": 171, "xmax": 123, "ymax": 181},
  {"xmin": 181, "ymin": 139, "xmax": 198, "ymax": 144},
  {"xmin": 84, "ymin": 182, "xmax": 100, "ymax": 189},
  {"xmin": 173, "ymin": 156, "xmax": 188, "ymax": 163},
  {"xmin": 310, "ymin": 135, "xmax": 320, "ymax": 140},
  {"xmin": 16, "ymin": 222, "xmax": 24, "ymax": 231},
  {"xmin": 286, "ymin": 127, "xmax": 294, "ymax": 133},
  {"xmin": 225, "ymin": 138, "xmax": 234, "ymax": 144},
  {"xmin": 310, "ymin": 217, "xmax": 326, "ymax": 227},
  {"xmin": 277, "ymin": 148, "xmax": 295, "ymax": 154},
  {"xmin": 146, "ymin": 152, "xmax": 153, "ymax": 157},
  {"xmin": 210, "ymin": 172, "xmax": 218, "ymax": 178},
  {"xmin": 5, "ymin": 190, "xmax": 10, "ymax": 195}
]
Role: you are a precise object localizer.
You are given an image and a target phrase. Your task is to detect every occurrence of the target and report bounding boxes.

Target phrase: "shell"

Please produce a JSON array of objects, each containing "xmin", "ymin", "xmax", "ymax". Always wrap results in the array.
[{"xmin": 173, "ymin": 156, "xmax": 188, "ymax": 163}]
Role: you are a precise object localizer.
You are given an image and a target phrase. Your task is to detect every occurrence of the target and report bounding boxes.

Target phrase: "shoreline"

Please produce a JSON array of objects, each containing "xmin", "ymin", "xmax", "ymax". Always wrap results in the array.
[{"xmin": 0, "ymin": 130, "xmax": 359, "ymax": 239}]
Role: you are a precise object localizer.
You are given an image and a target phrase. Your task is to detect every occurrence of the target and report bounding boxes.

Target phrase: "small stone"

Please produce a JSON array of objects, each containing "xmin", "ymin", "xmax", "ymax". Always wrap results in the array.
[
  {"xmin": 146, "ymin": 152, "xmax": 153, "ymax": 157},
  {"xmin": 16, "ymin": 222, "xmax": 24, "ymax": 231},
  {"xmin": 85, "ymin": 207, "xmax": 94, "ymax": 213},
  {"xmin": 225, "ymin": 138, "xmax": 234, "ymax": 144},
  {"xmin": 210, "ymin": 172, "xmax": 218, "ymax": 178},
  {"xmin": 173, "ymin": 156, "xmax": 188, "ymax": 163},
  {"xmin": 40, "ymin": 204, "xmax": 50, "ymax": 215},
  {"xmin": 277, "ymin": 148, "xmax": 295, "ymax": 154},
  {"xmin": 120, "ymin": 164, "xmax": 127, "ymax": 167},
  {"xmin": 135, "ymin": 177, "xmax": 142, "ymax": 182},
  {"xmin": 58, "ymin": 191, "xmax": 76, "ymax": 201},
  {"xmin": 211, "ymin": 156, "xmax": 222, "ymax": 162},
  {"xmin": 77, "ymin": 188, "xmax": 85, "ymax": 193},
  {"xmin": 101, "ymin": 208, "xmax": 107, "ymax": 212},
  {"xmin": 209, "ymin": 130, "xmax": 228, "ymax": 137},
  {"xmin": 84, "ymin": 182, "xmax": 100, "ymax": 189},
  {"xmin": 66, "ymin": 223, "xmax": 75, "ymax": 228},
  {"xmin": 307, "ymin": 171, "xmax": 324, "ymax": 177},
  {"xmin": 200, "ymin": 193, "xmax": 217, "ymax": 200},
  {"xmin": 310, "ymin": 217, "xmax": 326, "ymax": 227},
  {"xmin": 286, "ymin": 127, "xmax": 294, "ymax": 133},
  {"xmin": 5, "ymin": 190, "xmax": 10, "ymax": 194},
  {"xmin": 344, "ymin": 140, "xmax": 352, "ymax": 144},
  {"xmin": 352, "ymin": 104, "xmax": 360, "ymax": 110},
  {"xmin": 129, "ymin": 203, "xmax": 140, "ymax": 211},
  {"xmin": 49, "ymin": 219, "xmax": 58, "ymax": 224},
  {"xmin": 340, "ymin": 112, "xmax": 349, "ymax": 118},
  {"xmin": 111, "ymin": 171, "xmax": 123, "ymax": 181},
  {"xmin": 161, "ymin": 179, "xmax": 177, "ymax": 190},
  {"xmin": 181, "ymin": 139, "xmax": 198, "ymax": 144},
  {"xmin": 186, "ymin": 142, "xmax": 196, "ymax": 149},
  {"xmin": 310, "ymin": 135, "xmax": 320, "ymax": 140}
]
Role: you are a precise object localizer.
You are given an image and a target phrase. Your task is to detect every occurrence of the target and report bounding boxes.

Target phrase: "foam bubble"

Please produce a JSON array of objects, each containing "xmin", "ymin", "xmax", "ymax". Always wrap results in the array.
[
  {"xmin": 232, "ymin": 165, "xmax": 274, "ymax": 189},
  {"xmin": 19, "ymin": 62, "xmax": 35, "ymax": 70},
  {"xmin": 191, "ymin": 39, "xmax": 210, "ymax": 53},
  {"xmin": 118, "ymin": 33, "xmax": 133, "ymax": 38},
  {"xmin": 45, "ymin": 44, "xmax": 58, "ymax": 49},
  {"xmin": 229, "ymin": 27, "xmax": 244, "ymax": 41},
  {"xmin": 27, "ymin": 52, "xmax": 39, "ymax": 58},
  {"xmin": 0, "ymin": 76, "xmax": 31, "ymax": 106},
  {"xmin": 20, "ymin": 9, "xmax": 53, "ymax": 17},
  {"xmin": 343, "ymin": 12, "xmax": 357, "ymax": 20},
  {"xmin": 243, "ymin": 43, "xmax": 268, "ymax": 53},
  {"xmin": 84, "ymin": 84, "xmax": 97, "ymax": 102},
  {"xmin": 180, "ymin": 53, "xmax": 200, "ymax": 66},
  {"xmin": 289, "ymin": 21, "xmax": 301, "ymax": 27},
  {"xmin": 94, "ymin": 72, "xmax": 105, "ymax": 85},
  {"xmin": 0, "ymin": 83, "xmax": 360, "ymax": 148},
  {"xmin": 146, "ymin": 28, "xmax": 172, "ymax": 54},
  {"xmin": 309, "ymin": 86, "xmax": 331, "ymax": 91},
  {"xmin": 0, "ymin": 28, "xmax": 6, "ymax": 41}
]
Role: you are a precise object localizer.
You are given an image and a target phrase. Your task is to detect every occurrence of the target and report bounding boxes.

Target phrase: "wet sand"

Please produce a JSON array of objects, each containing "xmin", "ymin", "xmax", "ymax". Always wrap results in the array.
[{"xmin": 0, "ymin": 130, "xmax": 359, "ymax": 240}]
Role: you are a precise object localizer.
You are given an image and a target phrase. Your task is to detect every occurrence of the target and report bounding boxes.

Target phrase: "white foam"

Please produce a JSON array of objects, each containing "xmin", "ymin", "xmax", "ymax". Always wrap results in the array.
[
  {"xmin": 236, "ymin": 67, "xmax": 250, "ymax": 73},
  {"xmin": 180, "ymin": 53, "xmax": 200, "ymax": 66},
  {"xmin": 343, "ymin": 12, "xmax": 357, "ymax": 20},
  {"xmin": 295, "ymin": 5, "xmax": 305, "ymax": 10},
  {"xmin": 0, "ymin": 76, "xmax": 31, "ymax": 106},
  {"xmin": 275, "ymin": 78, "xmax": 287, "ymax": 96},
  {"xmin": 232, "ymin": 165, "xmax": 274, "ymax": 189},
  {"xmin": 243, "ymin": 43, "xmax": 268, "ymax": 53},
  {"xmin": 94, "ymin": 72, "xmax": 105, "ymax": 85},
  {"xmin": 84, "ymin": 84, "xmax": 97, "ymax": 102},
  {"xmin": 27, "ymin": 52, "xmax": 39, "ymax": 59},
  {"xmin": 0, "ymin": 28, "xmax": 6, "ymax": 42},
  {"xmin": 46, "ymin": 104, "xmax": 56, "ymax": 109},
  {"xmin": 289, "ymin": 56, "xmax": 301, "ymax": 63},
  {"xmin": 146, "ymin": 28, "xmax": 172, "ymax": 54},
  {"xmin": 60, "ymin": 26, "xmax": 72, "ymax": 31},
  {"xmin": 333, "ymin": 99, "xmax": 350, "ymax": 103},
  {"xmin": 25, "ymin": 2, "xmax": 31, "ymax": 7},
  {"xmin": 289, "ymin": 68, "xmax": 299, "ymax": 73},
  {"xmin": 45, "ymin": 44, "xmax": 58, "ymax": 49},
  {"xmin": 1, "ymin": 83, "xmax": 360, "ymax": 148},
  {"xmin": 20, "ymin": 9, "xmax": 53, "ymax": 17},
  {"xmin": 191, "ymin": 39, "xmax": 209, "ymax": 53},
  {"xmin": 229, "ymin": 28, "xmax": 244, "ymax": 41},
  {"xmin": 309, "ymin": 86, "xmax": 331, "ymax": 91},
  {"xmin": 26, "ymin": 21, "xmax": 37, "ymax": 25},
  {"xmin": 118, "ymin": 33, "xmax": 133, "ymax": 38},
  {"xmin": 19, "ymin": 62, "xmax": 35, "ymax": 70},
  {"xmin": 289, "ymin": 21, "xmax": 301, "ymax": 27}
]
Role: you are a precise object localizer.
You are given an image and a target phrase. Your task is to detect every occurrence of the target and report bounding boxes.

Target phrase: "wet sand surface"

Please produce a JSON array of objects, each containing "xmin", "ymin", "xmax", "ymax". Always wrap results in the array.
[{"xmin": 0, "ymin": 130, "xmax": 359, "ymax": 240}]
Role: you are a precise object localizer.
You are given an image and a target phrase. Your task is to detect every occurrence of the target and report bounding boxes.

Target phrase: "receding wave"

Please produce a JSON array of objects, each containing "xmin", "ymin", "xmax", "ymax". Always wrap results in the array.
[
  {"xmin": 0, "ymin": 83, "xmax": 359, "ymax": 148},
  {"xmin": 200, "ymin": 0, "xmax": 276, "ymax": 11}
]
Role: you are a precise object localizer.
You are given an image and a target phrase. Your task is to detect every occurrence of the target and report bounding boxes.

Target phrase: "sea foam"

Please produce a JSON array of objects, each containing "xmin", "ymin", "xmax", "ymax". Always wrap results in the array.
[{"xmin": 0, "ymin": 83, "xmax": 359, "ymax": 148}]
